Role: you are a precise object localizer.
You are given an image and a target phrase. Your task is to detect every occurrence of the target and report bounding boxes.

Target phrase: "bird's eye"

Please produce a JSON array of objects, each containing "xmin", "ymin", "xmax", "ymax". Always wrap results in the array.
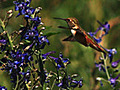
[{"xmin": 67, "ymin": 19, "xmax": 70, "ymax": 21}]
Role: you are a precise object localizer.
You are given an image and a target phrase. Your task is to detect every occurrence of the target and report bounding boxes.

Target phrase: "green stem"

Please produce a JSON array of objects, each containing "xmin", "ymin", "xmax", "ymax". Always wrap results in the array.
[
  {"xmin": 14, "ymin": 75, "xmax": 19, "ymax": 90},
  {"xmin": 102, "ymin": 53, "xmax": 110, "ymax": 80},
  {"xmin": 51, "ymin": 79, "xmax": 56, "ymax": 90},
  {"xmin": 1, "ymin": 21, "xmax": 13, "ymax": 49},
  {"xmin": 38, "ymin": 52, "xmax": 45, "ymax": 89}
]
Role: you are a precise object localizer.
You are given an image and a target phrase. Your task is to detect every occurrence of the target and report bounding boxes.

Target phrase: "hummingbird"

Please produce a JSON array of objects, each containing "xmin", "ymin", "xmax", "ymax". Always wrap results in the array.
[{"xmin": 54, "ymin": 17, "xmax": 108, "ymax": 55}]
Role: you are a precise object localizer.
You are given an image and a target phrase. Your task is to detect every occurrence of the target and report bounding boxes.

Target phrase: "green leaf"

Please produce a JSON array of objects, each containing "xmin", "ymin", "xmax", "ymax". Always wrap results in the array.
[
  {"xmin": 45, "ymin": 32, "xmax": 60, "ymax": 37},
  {"xmin": 24, "ymin": 40, "xmax": 31, "ymax": 43},
  {"xmin": 45, "ymin": 26, "xmax": 52, "ymax": 29},
  {"xmin": 0, "ymin": 19, "xmax": 3, "ymax": 26}
]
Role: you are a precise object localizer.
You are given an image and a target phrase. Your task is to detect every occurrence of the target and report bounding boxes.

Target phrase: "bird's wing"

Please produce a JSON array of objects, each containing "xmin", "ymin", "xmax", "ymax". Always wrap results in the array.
[{"xmin": 63, "ymin": 35, "xmax": 76, "ymax": 41}]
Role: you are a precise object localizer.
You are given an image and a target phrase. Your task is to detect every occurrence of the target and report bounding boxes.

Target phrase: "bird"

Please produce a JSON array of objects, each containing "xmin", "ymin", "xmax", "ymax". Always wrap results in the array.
[{"xmin": 54, "ymin": 17, "xmax": 108, "ymax": 55}]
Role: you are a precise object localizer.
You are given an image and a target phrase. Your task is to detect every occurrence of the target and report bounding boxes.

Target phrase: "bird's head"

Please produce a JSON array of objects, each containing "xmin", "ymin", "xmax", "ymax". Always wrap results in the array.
[{"xmin": 54, "ymin": 17, "xmax": 79, "ymax": 29}]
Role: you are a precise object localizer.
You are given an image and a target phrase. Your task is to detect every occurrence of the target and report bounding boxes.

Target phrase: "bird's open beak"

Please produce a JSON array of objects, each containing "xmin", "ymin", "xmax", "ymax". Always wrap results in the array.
[
  {"xmin": 54, "ymin": 17, "xmax": 71, "ymax": 29},
  {"xmin": 53, "ymin": 17, "xmax": 68, "ymax": 21},
  {"xmin": 58, "ymin": 26, "xmax": 71, "ymax": 29}
]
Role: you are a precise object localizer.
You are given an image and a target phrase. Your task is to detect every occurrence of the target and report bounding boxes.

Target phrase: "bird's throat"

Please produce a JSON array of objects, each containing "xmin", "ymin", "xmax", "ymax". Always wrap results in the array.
[{"xmin": 71, "ymin": 29, "xmax": 76, "ymax": 36}]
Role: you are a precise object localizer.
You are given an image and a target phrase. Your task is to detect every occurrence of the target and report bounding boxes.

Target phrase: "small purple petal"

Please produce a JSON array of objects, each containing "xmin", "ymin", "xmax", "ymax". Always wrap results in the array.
[
  {"xmin": 111, "ymin": 60, "xmax": 120, "ymax": 68},
  {"xmin": 49, "ymin": 56, "xmax": 58, "ymax": 60}
]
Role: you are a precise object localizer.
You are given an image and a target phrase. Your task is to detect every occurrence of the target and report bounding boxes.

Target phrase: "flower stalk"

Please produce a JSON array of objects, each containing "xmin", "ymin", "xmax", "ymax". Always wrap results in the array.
[{"xmin": 0, "ymin": 19, "xmax": 13, "ymax": 50}]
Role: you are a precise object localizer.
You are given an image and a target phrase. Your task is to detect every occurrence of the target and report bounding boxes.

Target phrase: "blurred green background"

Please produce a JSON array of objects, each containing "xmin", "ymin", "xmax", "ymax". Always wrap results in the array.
[{"xmin": 0, "ymin": 0, "xmax": 120, "ymax": 90}]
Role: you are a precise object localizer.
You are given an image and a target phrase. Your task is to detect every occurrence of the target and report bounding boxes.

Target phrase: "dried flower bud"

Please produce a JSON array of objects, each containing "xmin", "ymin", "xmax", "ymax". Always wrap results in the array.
[
  {"xmin": 46, "ymin": 87, "xmax": 50, "ymax": 90},
  {"xmin": 71, "ymin": 74, "xmax": 78, "ymax": 78},
  {"xmin": 40, "ymin": 22, "xmax": 44, "ymax": 25},
  {"xmin": 40, "ymin": 32, "xmax": 43, "ymax": 35},
  {"xmin": 35, "ymin": 7, "xmax": 42, "ymax": 13},
  {"xmin": 96, "ymin": 77, "xmax": 102, "ymax": 81},
  {"xmin": 99, "ymin": 57, "xmax": 104, "ymax": 60},
  {"xmin": 20, "ymin": 42, "xmax": 24, "ymax": 45},
  {"xmin": 7, "ymin": 9, "xmax": 13, "ymax": 14},
  {"xmin": 28, "ymin": 81, "xmax": 31, "ymax": 84},
  {"xmin": 41, "ymin": 27, "xmax": 45, "ymax": 30},
  {"xmin": 35, "ymin": 85, "xmax": 39, "ymax": 88},
  {"xmin": 7, "ymin": 13, "xmax": 13, "ymax": 19}
]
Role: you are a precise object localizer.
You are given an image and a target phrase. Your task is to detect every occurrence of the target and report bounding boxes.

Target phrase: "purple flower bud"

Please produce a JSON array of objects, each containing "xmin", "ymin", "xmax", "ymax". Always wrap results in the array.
[
  {"xmin": 49, "ymin": 53, "xmax": 70, "ymax": 70},
  {"xmin": 111, "ymin": 60, "xmax": 120, "ymax": 68},
  {"xmin": 109, "ymin": 74, "xmax": 120, "ymax": 87},
  {"xmin": 42, "ymin": 51, "xmax": 56, "ymax": 59},
  {"xmin": 0, "ymin": 39, "xmax": 7, "ymax": 45},
  {"xmin": 0, "ymin": 85, "xmax": 7, "ymax": 90},
  {"xmin": 95, "ymin": 61, "xmax": 106, "ymax": 72}
]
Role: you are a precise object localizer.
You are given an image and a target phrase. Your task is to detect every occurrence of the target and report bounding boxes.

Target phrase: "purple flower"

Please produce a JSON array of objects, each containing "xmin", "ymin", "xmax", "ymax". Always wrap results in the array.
[
  {"xmin": 0, "ymin": 0, "xmax": 85, "ymax": 89},
  {"xmin": 95, "ymin": 61, "xmax": 106, "ymax": 72},
  {"xmin": 0, "ymin": 85, "xmax": 7, "ymax": 90},
  {"xmin": 13, "ymin": 0, "xmax": 35, "ymax": 18},
  {"xmin": 38, "ymin": 36, "xmax": 50, "ymax": 45},
  {"xmin": 1, "ymin": 49, "xmax": 33, "ymax": 73},
  {"xmin": 0, "ymin": 49, "xmax": 34, "ymax": 88},
  {"xmin": 56, "ymin": 75, "xmax": 83, "ymax": 89},
  {"xmin": 70, "ymin": 79, "xmax": 83, "ymax": 88},
  {"xmin": 106, "ymin": 48, "xmax": 117, "ymax": 62},
  {"xmin": 102, "ymin": 22, "xmax": 110, "ymax": 34},
  {"xmin": 111, "ymin": 59, "xmax": 120, "ymax": 68},
  {"xmin": 56, "ymin": 76, "xmax": 69, "ymax": 89},
  {"xmin": 42, "ymin": 51, "xmax": 56, "ymax": 59},
  {"xmin": 36, "ymin": 36, "xmax": 50, "ymax": 49},
  {"xmin": 89, "ymin": 21, "xmax": 110, "ymax": 43},
  {"xmin": 109, "ymin": 74, "xmax": 120, "ymax": 87},
  {"xmin": 100, "ymin": 80, "xmax": 103, "ymax": 87},
  {"xmin": 31, "ymin": 16, "xmax": 42, "ymax": 29},
  {"xmin": 49, "ymin": 52, "xmax": 70, "ymax": 70},
  {"xmin": 20, "ymin": 27, "xmax": 49, "ymax": 50},
  {"xmin": 100, "ymin": 47, "xmax": 117, "ymax": 62},
  {"xmin": 24, "ymin": 29, "xmax": 39, "ymax": 40},
  {"xmin": 96, "ymin": 21, "xmax": 110, "ymax": 35},
  {"xmin": 19, "ymin": 69, "xmax": 31, "ymax": 83},
  {"xmin": 0, "ymin": 39, "xmax": 7, "ymax": 45},
  {"xmin": 0, "ymin": 35, "xmax": 8, "ymax": 51}
]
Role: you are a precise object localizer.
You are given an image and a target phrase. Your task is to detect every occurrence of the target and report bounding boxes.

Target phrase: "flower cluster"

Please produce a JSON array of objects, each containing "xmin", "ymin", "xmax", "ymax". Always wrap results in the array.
[
  {"xmin": 88, "ymin": 21, "xmax": 118, "ymax": 63},
  {"xmin": 89, "ymin": 21, "xmax": 110, "ymax": 44},
  {"xmin": 109, "ymin": 74, "xmax": 120, "ymax": 87},
  {"xmin": 49, "ymin": 52, "xmax": 70, "ymax": 70},
  {"xmin": 0, "ymin": 49, "xmax": 33, "ymax": 87},
  {"xmin": 0, "ymin": 34, "xmax": 8, "ymax": 51},
  {"xmin": 0, "ymin": 0, "xmax": 83, "ymax": 89},
  {"xmin": 13, "ymin": 0, "xmax": 35, "ymax": 18},
  {"xmin": 1, "ymin": 0, "xmax": 119, "ymax": 89},
  {"xmin": 91, "ymin": 22, "xmax": 120, "ymax": 88},
  {"xmin": 42, "ymin": 52, "xmax": 83, "ymax": 89},
  {"xmin": 56, "ymin": 74, "xmax": 83, "ymax": 89},
  {"xmin": 95, "ymin": 60, "xmax": 106, "ymax": 72}
]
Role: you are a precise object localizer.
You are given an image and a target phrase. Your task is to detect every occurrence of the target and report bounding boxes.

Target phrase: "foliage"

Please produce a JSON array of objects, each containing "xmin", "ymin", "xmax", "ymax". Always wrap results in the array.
[
  {"xmin": 0, "ymin": 0, "xmax": 83, "ymax": 89},
  {"xmin": 0, "ymin": 0, "xmax": 120, "ymax": 90}
]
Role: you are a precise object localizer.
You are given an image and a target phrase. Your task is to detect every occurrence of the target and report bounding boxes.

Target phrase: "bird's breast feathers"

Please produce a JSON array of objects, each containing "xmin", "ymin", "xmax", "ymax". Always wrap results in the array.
[{"xmin": 71, "ymin": 29, "xmax": 76, "ymax": 36}]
